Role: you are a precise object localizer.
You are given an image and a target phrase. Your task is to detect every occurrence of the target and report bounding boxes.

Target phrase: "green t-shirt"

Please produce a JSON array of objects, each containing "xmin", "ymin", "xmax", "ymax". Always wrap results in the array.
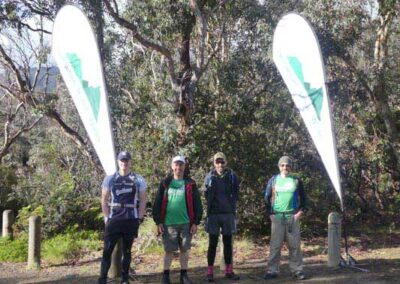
[
  {"xmin": 272, "ymin": 175, "xmax": 298, "ymax": 213},
  {"xmin": 164, "ymin": 179, "xmax": 189, "ymax": 225}
]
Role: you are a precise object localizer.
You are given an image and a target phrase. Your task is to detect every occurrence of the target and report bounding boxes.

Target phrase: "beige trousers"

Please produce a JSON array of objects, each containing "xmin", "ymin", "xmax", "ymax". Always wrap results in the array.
[{"xmin": 266, "ymin": 214, "xmax": 303, "ymax": 273}]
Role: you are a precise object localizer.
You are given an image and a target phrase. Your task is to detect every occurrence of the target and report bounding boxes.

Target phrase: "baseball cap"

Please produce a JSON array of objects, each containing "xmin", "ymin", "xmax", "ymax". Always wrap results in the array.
[
  {"xmin": 172, "ymin": 155, "xmax": 186, "ymax": 164},
  {"xmin": 117, "ymin": 151, "xmax": 132, "ymax": 161},
  {"xmin": 213, "ymin": 152, "xmax": 226, "ymax": 162}
]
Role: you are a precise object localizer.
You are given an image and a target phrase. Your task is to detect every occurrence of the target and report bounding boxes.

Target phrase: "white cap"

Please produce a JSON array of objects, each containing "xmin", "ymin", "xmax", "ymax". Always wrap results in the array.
[{"xmin": 172, "ymin": 155, "xmax": 186, "ymax": 164}]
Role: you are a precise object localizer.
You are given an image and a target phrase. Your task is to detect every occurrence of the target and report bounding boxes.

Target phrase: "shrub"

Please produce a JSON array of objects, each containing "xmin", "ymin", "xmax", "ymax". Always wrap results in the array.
[
  {"xmin": 13, "ymin": 205, "xmax": 45, "ymax": 235},
  {"xmin": 0, "ymin": 233, "xmax": 29, "ymax": 262}
]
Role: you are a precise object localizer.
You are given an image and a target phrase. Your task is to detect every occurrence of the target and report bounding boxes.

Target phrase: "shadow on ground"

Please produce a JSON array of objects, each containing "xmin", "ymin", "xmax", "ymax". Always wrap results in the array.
[{"xmin": 1, "ymin": 257, "xmax": 398, "ymax": 284}]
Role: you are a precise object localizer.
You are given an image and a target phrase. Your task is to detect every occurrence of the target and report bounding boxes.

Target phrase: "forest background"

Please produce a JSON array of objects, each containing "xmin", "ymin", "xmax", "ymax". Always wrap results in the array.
[{"xmin": 0, "ymin": 0, "xmax": 399, "ymax": 264}]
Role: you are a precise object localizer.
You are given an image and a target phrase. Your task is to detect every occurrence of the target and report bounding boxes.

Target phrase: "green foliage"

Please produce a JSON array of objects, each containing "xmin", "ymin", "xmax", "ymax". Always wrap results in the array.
[
  {"xmin": 10, "ymin": 136, "xmax": 103, "ymax": 235},
  {"xmin": 42, "ymin": 227, "xmax": 101, "ymax": 265},
  {"xmin": 0, "ymin": 233, "xmax": 28, "ymax": 262},
  {"xmin": 13, "ymin": 205, "xmax": 45, "ymax": 235},
  {"xmin": 0, "ymin": 164, "xmax": 18, "ymax": 212},
  {"xmin": 1, "ymin": 0, "xmax": 399, "ymax": 241}
]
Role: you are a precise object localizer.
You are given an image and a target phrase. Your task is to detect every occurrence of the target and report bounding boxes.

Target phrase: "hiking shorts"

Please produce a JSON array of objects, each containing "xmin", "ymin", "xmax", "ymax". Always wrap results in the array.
[
  {"xmin": 104, "ymin": 218, "xmax": 139, "ymax": 239},
  {"xmin": 205, "ymin": 213, "xmax": 237, "ymax": 235},
  {"xmin": 162, "ymin": 223, "xmax": 192, "ymax": 252}
]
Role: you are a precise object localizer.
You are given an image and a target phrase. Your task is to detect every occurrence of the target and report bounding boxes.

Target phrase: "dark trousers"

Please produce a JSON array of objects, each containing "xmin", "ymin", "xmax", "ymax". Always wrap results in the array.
[
  {"xmin": 207, "ymin": 234, "xmax": 233, "ymax": 266},
  {"xmin": 99, "ymin": 219, "xmax": 138, "ymax": 281}
]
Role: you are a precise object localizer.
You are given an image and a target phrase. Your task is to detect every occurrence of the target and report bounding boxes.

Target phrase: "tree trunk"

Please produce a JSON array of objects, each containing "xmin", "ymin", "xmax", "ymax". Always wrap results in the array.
[
  {"xmin": 176, "ymin": 12, "xmax": 195, "ymax": 147},
  {"xmin": 372, "ymin": 2, "xmax": 399, "ymax": 179}
]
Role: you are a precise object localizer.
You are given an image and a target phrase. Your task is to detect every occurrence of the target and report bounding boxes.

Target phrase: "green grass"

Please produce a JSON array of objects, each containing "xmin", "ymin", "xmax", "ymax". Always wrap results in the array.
[
  {"xmin": 0, "ymin": 227, "xmax": 102, "ymax": 264},
  {"xmin": 42, "ymin": 228, "xmax": 102, "ymax": 265},
  {"xmin": 0, "ymin": 234, "xmax": 29, "ymax": 262},
  {"xmin": 135, "ymin": 219, "xmax": 164, "ymax": 255}
]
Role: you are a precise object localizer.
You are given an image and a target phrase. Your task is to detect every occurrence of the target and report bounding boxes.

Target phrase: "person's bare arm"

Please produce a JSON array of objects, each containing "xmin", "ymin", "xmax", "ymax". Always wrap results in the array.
[
  {"xmin": 101, "ymin": 188, "xmax": 110, "ymax": 223},
  {"xmin": 138, "ymin": 190, "xmax": 147, "ymax": 220}
]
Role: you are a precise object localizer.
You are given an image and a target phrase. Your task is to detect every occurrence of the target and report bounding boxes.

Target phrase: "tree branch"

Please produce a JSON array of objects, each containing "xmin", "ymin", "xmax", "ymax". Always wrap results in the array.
[
  {"xmin": 103, "ymin": 0, "xmax": 178, "ymax": 89},
  {"xmin": 189, "ymin": 0, "xmax": 207, "ymax": 73},
  {"xmin": 21, "ymin": 0, "xmax": 53, "ymax": 19},
  {"xmin": 46, "ymin": 110, "xmax": 104, "ymax": 174},
  {"xmin": 0, "ymin": 15, "xmax": 51, "ymax": 34},
  {"xmin": 0, "ymin": 106, "xmax": 43, "ymax": 163},
  {"xmin": 0, "ymin": 82, "xmax": 18, "ymax": 99},
  {"xmin": 0, "ymin": 43, "xmax": 28, "ymax": 93}
]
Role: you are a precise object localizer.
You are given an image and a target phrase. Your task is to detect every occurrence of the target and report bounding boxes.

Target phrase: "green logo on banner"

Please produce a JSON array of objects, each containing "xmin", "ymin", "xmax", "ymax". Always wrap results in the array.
[
  {"xmin": 67, "ymin": 53, "xmax": 101, "ymax": 121},
  {"xmin": 288, "ymin": 56, "xmax": 323, "ymax": 120}
]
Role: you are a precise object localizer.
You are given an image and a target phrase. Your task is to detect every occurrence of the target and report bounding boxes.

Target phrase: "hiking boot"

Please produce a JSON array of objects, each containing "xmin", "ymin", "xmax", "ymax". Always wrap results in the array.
[
  {"xmin": 294, "ymin": 271, "xmax": 306, "ymax": 280},
  {"xmin": 263, "ymin": 272, "xmax": 278, "ymax": 280},
  {"xmin": 161, "ymin": 273, "xmax": 171, "ymax": 284},
  {"xmin": 206, "ymin": 273, "xmax": 214, "ymax": 282},
  {"xmin": 180, "ymin": 273, "xmax": 193, "ymax": 284},
  {"xmin": 225, "ymin": 272, "xmax": 240, "ymax": 280}
]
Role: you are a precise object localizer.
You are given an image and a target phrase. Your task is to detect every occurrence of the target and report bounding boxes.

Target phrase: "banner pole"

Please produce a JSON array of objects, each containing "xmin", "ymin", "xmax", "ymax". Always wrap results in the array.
[
  {"xmin": 339, "ymin": 203, "xmax": 368, "ymax": 272},
  {"xmin": 342, "ymin": 208, "xmax": 350, "ymax": 257}
]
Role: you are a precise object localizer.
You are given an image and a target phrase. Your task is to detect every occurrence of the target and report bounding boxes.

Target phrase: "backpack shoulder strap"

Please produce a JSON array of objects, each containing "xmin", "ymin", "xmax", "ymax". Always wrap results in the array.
[
  {"xmin": 229, "ymin": 169, "xmax": 235, "ymax": 187},
  {"xmin": 271, "ymin": 175, "xmax": 278, "ymax": 186},
  {"xmin": 110, "ymin": 172, "xmax": 118, "ymax": 188}
]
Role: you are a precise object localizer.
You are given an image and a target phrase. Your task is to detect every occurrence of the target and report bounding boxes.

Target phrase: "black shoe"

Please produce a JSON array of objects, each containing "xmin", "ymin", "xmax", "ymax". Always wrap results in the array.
[
  {"xmin": 263, "ymin": 272, "xmax": 278, "ymax": 280},
  {"xmin": 206, "ymin": 273, "xmax": 214, "ymax": 282},
  {"xmin": 225, "ymin": 272, "xmax": 240, "ymax": 280},
  {"xmin": 98, "ymin": 278, "xmax": 107, "ymax": 284},
  {"xmin": 161, "ymin": 273, "xmax": 171, "ymax": 284},
  {"xmin": 294, "ymin": 271, "xmax": 306, "ymax": 280},
  {"xmin": 180, "ymin": 273, "xmax": 193, "ymax": 284}
]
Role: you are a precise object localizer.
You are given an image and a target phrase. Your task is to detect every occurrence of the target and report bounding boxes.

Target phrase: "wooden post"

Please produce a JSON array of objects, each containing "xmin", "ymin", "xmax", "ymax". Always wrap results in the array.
[
  {"xmin": 109, "ymin": 238, "xmax": 123, "ymax": 278},
  {"xmin": 328, "ymin": 212, "xmax": 341, "ymax": 267},
  {"xmin": 28, "ymin": 215, "xmax": 41, "ymax": 269},
  {"xmin": 2, "ymin": 210, "xmax": 14, "ymax": 239}
]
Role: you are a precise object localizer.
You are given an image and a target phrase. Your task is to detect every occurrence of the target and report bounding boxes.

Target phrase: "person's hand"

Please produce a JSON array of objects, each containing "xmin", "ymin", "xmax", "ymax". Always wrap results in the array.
[
  {"xmin": 270, "ymin": 215, "xmax": 275, "ymax": 222},
  {"xmin": 294, "ymin": 211, "xmax": 304, "ymax": 221},
  {"xmin": 104, "ymin": 217, "xmax": 108, "ymax": 224},
  {"xmin": 157, "ymin": 224, "xmax": 164, "ymax": 236},
  {"xmin": 190, "ymin": 224, "xmax": 198, "ymax": 234}
]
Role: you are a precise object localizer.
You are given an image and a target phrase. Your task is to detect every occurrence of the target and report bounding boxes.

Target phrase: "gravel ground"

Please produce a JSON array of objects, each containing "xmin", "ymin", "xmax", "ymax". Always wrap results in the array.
[{"xmin": 1, "ymin": 246, "xmax": 399, "ymax": 284}]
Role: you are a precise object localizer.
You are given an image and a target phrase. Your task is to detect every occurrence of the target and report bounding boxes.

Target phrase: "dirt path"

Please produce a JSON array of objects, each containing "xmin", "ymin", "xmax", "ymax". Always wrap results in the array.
[{"xmin": 1, "ymin": 240, "xmax": 399, "ymax": 283}]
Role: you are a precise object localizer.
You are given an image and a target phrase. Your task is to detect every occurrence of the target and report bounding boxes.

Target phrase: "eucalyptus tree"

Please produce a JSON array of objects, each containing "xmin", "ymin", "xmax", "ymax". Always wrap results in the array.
[
  {"xmin": 103, "ymin": 0, "xmax": 275, "ymax": 146},
  {"xmin": 300, "ymin": 0, "xmax": 400, "ymax": 218},
  {"xmin": 0, "ymin": 0, "xmax": 106, "ymax": 172},
  {"xmin": 0, "ymin": 0, "xmax": 108, "ymax": 232}
]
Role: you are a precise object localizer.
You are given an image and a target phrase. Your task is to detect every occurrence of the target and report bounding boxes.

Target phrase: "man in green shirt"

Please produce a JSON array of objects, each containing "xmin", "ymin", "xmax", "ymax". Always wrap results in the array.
[
  {"xmin": 153, "ymin": 156, "xmax": 203, "ymax": 284},
  {"xmin": 263, "ymin": 156, "xmax": 308, "ymax": 280}
]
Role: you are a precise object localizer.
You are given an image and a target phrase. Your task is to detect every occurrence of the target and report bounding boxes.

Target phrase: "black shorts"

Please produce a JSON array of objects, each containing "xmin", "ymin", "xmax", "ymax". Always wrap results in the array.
[
  {"xmin": 104, "ymin": 218, "xmax": 139, "ymax": 239},
  {"xmin": 205, "ymin": 213, "xmax": 236, "ymax": 235}
]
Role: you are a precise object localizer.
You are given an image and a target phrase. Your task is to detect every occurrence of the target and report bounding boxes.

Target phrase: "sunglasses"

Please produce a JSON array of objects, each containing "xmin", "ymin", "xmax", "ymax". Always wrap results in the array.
[{"xmin": 215, "ymin": 160, "xmax": 226, "ymax": 165}]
